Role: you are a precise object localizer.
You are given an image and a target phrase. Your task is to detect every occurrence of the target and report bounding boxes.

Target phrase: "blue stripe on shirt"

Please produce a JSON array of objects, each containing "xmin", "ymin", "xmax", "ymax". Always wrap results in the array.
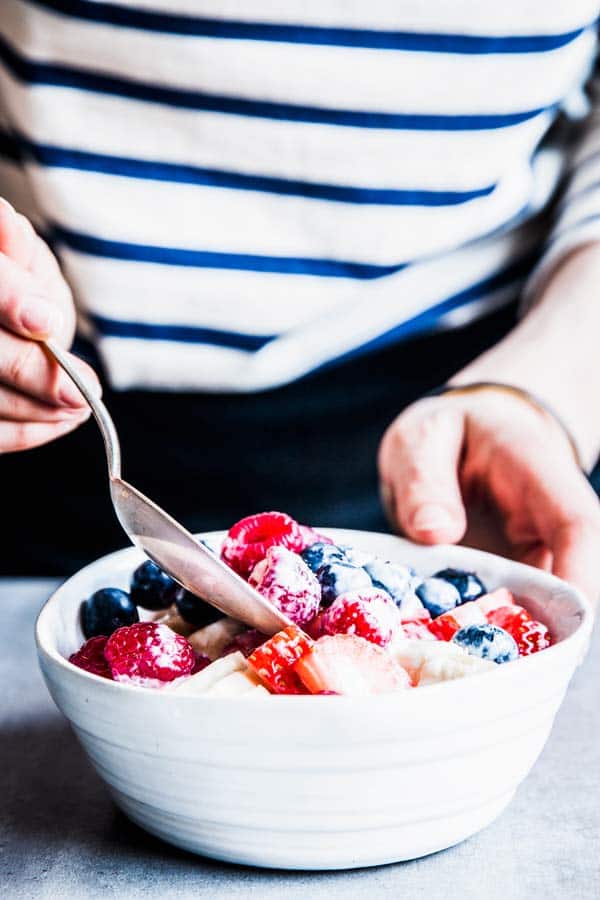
[
  {"xmin": 0, "ymin": 128, "xmax": 496, "ymax": 206},
  {"xmin": 312, "ymin": 252, "xmax": 535, "ymax": 373},
  {"xmin": 0, "ymin": 34, "xmax": 550, "ymax": 130},
  {"xmin": 52, "ymin": 224, "xmax": 409, "ymax": 279},
  {"xmin": 86, "ymin": 253, "xmax": 535, "ymax": 354},
  {"xmin": 90, "ymin": 315, "xmax": 275, "ymax": 351},
  {"xmin": 27, "ymin": 0, "xmax": 591, "ymax": 54}
]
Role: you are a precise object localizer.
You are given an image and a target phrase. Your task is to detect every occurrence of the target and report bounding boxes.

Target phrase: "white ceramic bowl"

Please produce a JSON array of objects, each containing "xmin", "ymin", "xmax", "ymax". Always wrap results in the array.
[{"xmin": 36, "ymin": 529, "xmax": 592, "ymax": 870}]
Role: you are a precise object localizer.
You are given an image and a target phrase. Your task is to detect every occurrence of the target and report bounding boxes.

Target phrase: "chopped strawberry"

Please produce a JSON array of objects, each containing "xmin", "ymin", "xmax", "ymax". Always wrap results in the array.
[
  {"xmin": 247, "ymin": 625, "xmax": 313, "ymax": 694},
  {"xmin": 221, "ymin": 511, "xmax": 303, "ymax": 577},
  {"xmin": 512, "ymin": 619, "xmax": 552, "ymax": 655},
  {"xmin": 318, "ymin": 589, "xmax": 401, "ymax": 647},
  {"xmin": 298, "ymin": 524, "xmax": 333, "ymax": 550},
  {"xmin": 477, "ymin": 588, "xmax": 516, "ymax": 615},
  {"xmin": 428, "ymin": 601, "xmax": 487, "ymax": 641},
  {"xmin": 487, "ymin": 605, "xmax": 551, "ymax": 655},
  {"xmin": 294, "ymin": 634, "xmax": 411, "ymax": 696},
  {"xmin": 487, "ymin": 604, "xmax": 531, "ymax": 629},
  {"xmin": 402, "ymin": 617, "xmax": 437, "ymax": 640}
]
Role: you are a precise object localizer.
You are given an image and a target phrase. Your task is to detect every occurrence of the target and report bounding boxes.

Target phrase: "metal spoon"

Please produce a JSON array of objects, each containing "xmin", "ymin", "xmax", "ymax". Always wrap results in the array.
[{"xmin": 44, "ymin": 339, "xmax": 293, "ymax": 636}]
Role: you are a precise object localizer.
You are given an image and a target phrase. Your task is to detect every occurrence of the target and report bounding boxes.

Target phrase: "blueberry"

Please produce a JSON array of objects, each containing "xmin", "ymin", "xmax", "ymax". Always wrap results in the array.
[
  {"xmin": 364, "ymin": 559, "xmax": 416, "ymax": 609},
  {"xmin": 175, "ymin": 591, "xmax": 224, "ymax": 628},
  {"xmin": 415, "ymin": 577, "xmax": 462, "ymax": 618},
  {"xmin": 81, "ymin": 588, "xmax": 139, "ymax": 639},
  {"xmin": 452, "ymin": 624, "xmax": 518, "ymax": 664},
  {"xmin": 434, "ymin": 568, "xmax": 486, "ymax": 603},
  {"xmin": 340, "ymin": 545, "xmax": 375, "ymax": 567},
  {"xmin": 316, "ymin": 562, "xmax": 372, "ymax": 607},
  {"xmin": 301, "ymin": 542, "xmax": 347, "ymax": 574},
  {"xmin": 130, "ymin": 560, "xmax": 184, "ymax": 611}
]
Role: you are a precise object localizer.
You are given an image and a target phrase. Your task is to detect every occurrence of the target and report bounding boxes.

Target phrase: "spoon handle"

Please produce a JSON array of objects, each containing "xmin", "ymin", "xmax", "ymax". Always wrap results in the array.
[
  {"xmin": 44, "ymin": 339, "xmax": 122, "ymax": 480},
  {"xmin": 43, "ymin": 339, "xmax": 292, "ymax": 634}
]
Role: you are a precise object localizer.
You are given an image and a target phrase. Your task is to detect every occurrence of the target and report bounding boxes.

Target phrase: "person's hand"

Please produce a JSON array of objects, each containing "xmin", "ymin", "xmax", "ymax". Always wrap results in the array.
[
  {"xmin": 0, "ymin": 199, "xmax": 100, "ymax": 451},
  {"xmin": 378, "ymin": 389, "xmax": 600, "ymax": 605}
]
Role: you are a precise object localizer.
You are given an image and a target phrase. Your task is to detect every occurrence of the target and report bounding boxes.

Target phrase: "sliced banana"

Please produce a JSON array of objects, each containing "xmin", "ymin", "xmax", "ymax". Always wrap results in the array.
[
  {"xmin": 168, "ymin": 651, "xmax": 247, "ymax": 694},
  {"xmin": 390, "ymin": 639, "xmax": 494, "ymax": 685},
  {"xmin": 419, "ymin": 652, "xmax": 495, "ymax": 686},
  {"xmin": 205, "ymin": 670, "xmax": 269, "ymax": 697},
  {"xmin": 187, "ymin": 617, "xmax": 245, "ymax": 660}
]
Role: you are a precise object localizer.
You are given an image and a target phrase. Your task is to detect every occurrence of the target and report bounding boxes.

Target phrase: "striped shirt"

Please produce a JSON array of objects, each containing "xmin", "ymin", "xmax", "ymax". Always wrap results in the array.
[{"xmin": 1, "ymin": 1, "xmax": 600, "ymax": 392}]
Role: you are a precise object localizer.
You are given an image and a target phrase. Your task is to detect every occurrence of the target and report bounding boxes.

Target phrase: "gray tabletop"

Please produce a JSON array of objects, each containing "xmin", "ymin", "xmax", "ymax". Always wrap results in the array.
[{"xmin": 2, "ymin": 579, "xmax": 599, "ymax": 900}]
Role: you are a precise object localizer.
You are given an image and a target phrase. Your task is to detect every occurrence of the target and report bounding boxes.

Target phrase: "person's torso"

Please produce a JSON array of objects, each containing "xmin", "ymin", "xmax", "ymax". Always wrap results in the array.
[{"xmin": 0, "ymin": 1, "xmax": 597, "ymax": 390}]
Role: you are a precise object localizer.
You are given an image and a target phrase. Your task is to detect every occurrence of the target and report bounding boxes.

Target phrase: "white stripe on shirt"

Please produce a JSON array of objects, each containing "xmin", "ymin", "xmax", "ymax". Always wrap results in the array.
[{"xmin": 0, "ymin": 0, "xmax": 598, "ymax": 391}]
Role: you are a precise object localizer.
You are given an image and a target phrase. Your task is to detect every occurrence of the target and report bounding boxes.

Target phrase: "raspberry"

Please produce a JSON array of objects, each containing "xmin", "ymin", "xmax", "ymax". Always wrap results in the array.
[
  {"xmin": 487, "ymin": 606, "xmax": 551, "ymax": 655},
  {"xmin": 249, "ymin": 546, "xmax": 321, "ymax": 625},
  {"xmin": 69, "ymin": 636, "xmax": 112, "ymax": 679},
  {"xmin": 221, "ymin": 511, "xmax": 303, "ymax": 577},
  {"xmin": 319, "ymin": 589, "xmax": 401, "ymax": 647},
  {"xmin": 298, "ymin": 524, "xmax": 333, "ymax": 551},
  {"xmin": 104, "ymin": 622, "xmax": 195, "ymax": 687},
  {"xmin": 247, "ymin": 625, "xmax": 313, "ymax": 694},
  {"xmin": 222, "ymin": 628, "xmax": 268, "ymax": 658}
]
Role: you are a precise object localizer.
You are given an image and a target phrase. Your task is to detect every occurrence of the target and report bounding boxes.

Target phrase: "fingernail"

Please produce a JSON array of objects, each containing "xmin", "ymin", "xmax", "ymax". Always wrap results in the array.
[
  {"xmin": 72, "ymin": 357, "xmax": 102, "ymax": 397},
  {"xmin": 56, "ymin": 404, "xmax": 91, "ymax": 420},
  {"xmin": 412, "ymin": 505, "xmax": 455, "ymax": 534},
  {"xmin": 58, "ymin": 357, "xmax": 101, "ymax": 407},
  {"xmin": 20, "ymin": 297, "xmax": 62, "ymax": 337},
  {"xmin": 59, "ymin": 374, "xmax": 85, "ymax": 408}
]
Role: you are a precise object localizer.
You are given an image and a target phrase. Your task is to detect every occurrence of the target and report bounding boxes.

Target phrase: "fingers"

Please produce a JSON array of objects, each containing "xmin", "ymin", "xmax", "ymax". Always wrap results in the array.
[
  {"xmin": 518, "ymin": 543, "xmax": 553, "ymax": 571},
  {"xmin": 0, "ymin": 198, "xmax": 37, "ymax": 268},
  {"xmin": 506, "ymin": 446, "xmax": 600, "ymax": 606},
  {"xmin": 0, "ymin": 416, "xmax": 88, "ymax": 453},
  {"xmin": 551, "ymin": 521, "xmax": 598, "ymax": 602},
  {"xmin": 0, "ymin": 249, "xmax": 64, "ymax": 340},
  {"xmin": 0, "ymin": 382, "xmax": 92, "ymax": 423},
  {"xmin": 378, "ymin": 400, "xmax": 468, "ymax": 544},
  {"xmin": 0, "ymin": 329, "xmax": 101, "ymax": 409},
  {"xmin": 548, "ymin": 480, "xmax": 600, "ymax": 607},
  {"xmin": 0, "ymin": 199, "xmax": 88, "ymax": 454},
  {"xmin": 0, "ymin": 199, "xmax": 75, "ymax": 342}
]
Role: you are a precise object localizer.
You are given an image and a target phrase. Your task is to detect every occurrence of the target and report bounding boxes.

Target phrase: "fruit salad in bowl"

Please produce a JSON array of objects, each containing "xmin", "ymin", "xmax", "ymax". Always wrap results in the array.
[
  {"xmin": 66, "ymin": 512, "xmax": 553, "ymax": 697},
  {"xmin": 36, "ymin": 514, "xmax": 592, "ymax": 869}
]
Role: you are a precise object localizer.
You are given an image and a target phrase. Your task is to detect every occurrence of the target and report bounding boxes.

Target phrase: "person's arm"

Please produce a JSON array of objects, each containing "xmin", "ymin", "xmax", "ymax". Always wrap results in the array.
[
  {"xmin": 451, "ymin": 242, "xmax": 600, "ymax": 470},
  {"xmin": 0, "ymin": 199, "xmax": 100, "ymax": 451},
  {"xmin": 378, "ymin": 242, "xmax": 600, "ymax": 604},
  {"xmin": 379, "ymin": 57, "xmax": 600, "ymax": 606}
]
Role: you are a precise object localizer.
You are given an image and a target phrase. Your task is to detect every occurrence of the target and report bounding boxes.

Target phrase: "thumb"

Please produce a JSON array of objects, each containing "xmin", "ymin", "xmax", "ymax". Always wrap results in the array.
[
  {"xmin": 378, "ymin": 401, "xmax": 467, "ymax": 544},
  {"xmin": 0, "ymin": 198, "xmax": 36, "ymax": 268}
]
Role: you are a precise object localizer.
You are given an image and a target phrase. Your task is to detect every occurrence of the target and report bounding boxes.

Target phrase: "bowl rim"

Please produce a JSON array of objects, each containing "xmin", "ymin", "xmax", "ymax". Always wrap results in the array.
[{"xmin": 35, "ymin": 528, "xmax": 594, "ymax": 703}]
